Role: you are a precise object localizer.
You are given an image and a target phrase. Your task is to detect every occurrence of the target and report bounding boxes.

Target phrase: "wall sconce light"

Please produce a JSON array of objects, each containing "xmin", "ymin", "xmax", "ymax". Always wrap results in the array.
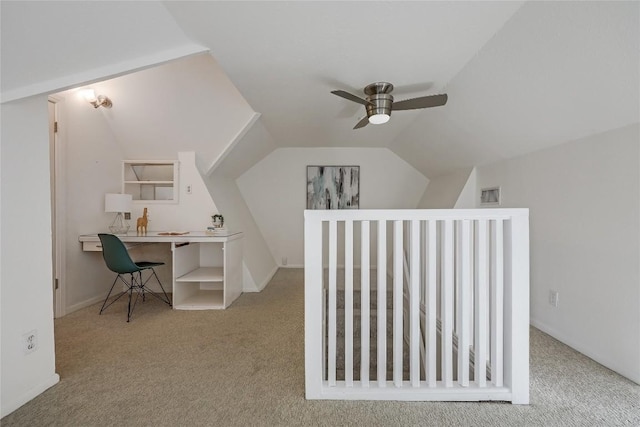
[{"xmin": 80, "ymin": 88, "xmax": 112, "ymax": 109}]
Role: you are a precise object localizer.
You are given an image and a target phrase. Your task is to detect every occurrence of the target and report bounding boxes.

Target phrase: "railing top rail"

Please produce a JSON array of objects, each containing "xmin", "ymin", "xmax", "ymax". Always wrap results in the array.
[{"xmin": 304, "ymin": 208, "xmax": 529, "ymax": 222}]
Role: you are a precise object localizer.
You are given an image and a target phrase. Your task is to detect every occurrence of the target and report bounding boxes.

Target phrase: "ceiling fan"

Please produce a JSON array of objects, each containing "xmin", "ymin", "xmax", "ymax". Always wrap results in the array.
[{"xmin": 331, "ymin": 82, "xmax": 448, "ymax": 129}]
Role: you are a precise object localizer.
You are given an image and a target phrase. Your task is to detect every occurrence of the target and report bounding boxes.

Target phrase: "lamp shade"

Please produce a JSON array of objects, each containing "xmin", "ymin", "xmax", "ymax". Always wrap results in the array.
[{"xmin": 105, "ymin": 193, "xmax": 132, "ymax": 213}]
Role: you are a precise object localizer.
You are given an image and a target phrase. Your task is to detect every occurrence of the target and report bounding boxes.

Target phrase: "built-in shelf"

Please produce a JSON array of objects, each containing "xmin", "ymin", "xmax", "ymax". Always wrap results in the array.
[
  {"xmin": 177, "ymin": 267, "xmax": 224, "ymax": 282},
  {"xmin": 173, "ymin": 290, "xmax": 224, "ymax": 310},
  {"xmin": 124, "ymin": 180, "xmax": 173, "ymax": 184},
  {"xmin": 172, "ymin": 238, "xmax": 243, "ymax": 310},
  {"xmin": 122, "ymin": 160, "xmax": 179, "ymax": 203}
]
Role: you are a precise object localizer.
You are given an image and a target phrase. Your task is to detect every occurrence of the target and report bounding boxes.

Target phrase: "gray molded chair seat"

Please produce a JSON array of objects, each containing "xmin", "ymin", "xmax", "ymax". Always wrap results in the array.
[{"xmin": 98, "ymin": 233, "xmax": 171, "ymax": 322}]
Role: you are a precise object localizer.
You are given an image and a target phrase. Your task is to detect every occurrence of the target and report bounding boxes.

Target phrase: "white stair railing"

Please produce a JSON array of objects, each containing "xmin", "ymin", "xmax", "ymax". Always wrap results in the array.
[{"xmin": 304, "ymin": 209, "xmax": 529, "ymax": 403}]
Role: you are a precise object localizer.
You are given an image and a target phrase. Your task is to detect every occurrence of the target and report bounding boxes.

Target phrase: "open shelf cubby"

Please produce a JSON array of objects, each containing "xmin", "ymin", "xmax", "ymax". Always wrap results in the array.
[{"xmin": 172, "ymin": 237, "xmax": 242, "ymax": 310}]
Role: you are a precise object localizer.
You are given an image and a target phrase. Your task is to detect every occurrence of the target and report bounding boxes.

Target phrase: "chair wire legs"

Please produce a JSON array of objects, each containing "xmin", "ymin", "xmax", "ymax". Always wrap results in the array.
[
  {"xmin": 99, "ymin": 275, "xmax": 130, "ymax": 315},
  {"xmin": 138, "ymin": 269, "xmax": 172, "ymax": 307},
  {"xmin": 99, "ymin": 268, "xmax": 171, "ymax": 322}
]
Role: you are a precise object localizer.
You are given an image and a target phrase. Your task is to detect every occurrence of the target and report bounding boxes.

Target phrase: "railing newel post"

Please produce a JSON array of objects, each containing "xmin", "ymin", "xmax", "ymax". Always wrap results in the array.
[{"xmin": 304, "ymin": 211, "xmax": 324, "ymax": 399}]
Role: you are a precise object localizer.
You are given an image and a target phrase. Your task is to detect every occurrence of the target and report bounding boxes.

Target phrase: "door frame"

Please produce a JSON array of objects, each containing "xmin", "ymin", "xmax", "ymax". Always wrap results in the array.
[{"xmin": 49, "ymin": 97, "xmax": 67, "ymax": 318}]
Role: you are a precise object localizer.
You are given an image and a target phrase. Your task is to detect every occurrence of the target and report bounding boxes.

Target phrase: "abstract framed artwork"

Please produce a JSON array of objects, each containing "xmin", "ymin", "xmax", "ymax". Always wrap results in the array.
[{"xmin": 307, "ymin": 166, "xmax": 360, "ymax": 209}]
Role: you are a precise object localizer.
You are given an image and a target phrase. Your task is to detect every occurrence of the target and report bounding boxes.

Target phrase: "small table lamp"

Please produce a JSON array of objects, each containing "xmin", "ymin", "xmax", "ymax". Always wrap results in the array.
[{"xmin": 105, "ymin": 193, "xmax": 132, "ymax": 235}]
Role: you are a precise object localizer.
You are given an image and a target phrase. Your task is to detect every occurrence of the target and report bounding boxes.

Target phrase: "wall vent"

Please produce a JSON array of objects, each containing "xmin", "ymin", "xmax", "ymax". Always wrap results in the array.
[{"xmin": 480, "ymin": 187, "xmax": 501, "ymax": 206}]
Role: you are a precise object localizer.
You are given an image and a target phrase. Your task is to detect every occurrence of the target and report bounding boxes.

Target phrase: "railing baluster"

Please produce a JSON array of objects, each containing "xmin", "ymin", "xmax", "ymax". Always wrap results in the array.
[
  {"xmin": 476, "ymin": 219, "xmax": 489, "ymax": 387},
  {"xmin": 455, "ymin": 220, "xmax": 462, "ymax": 355},
  {"xmin": 409, "ymin": 220, "xmax": 420, "ymax": 386},
  {"xmin": 345, "ymin": 220, "xmax": 354, "ymax": 386},
  {"xmin": 459, "ymin": 220, "xmax": 471, "ymax": 387},
  {"xmin": 322, "ymin": 265, "xmax": 329, "ymax": 380},
  {"xmin": 393, "ymin": 220, "xmax": 403, "ymax": 387},
  {"xmin": 361, "ymin": 221, "xmax": 371, "ymax": 387},
  {"xmin": 377, "ymin": 220, "xmax": 387, "ymax": 387},
  {"xmin": 328, "ymin": 220, "xmax": 337, "ymax": 386},
  {"xmin": 426, "ymin": 220, "xmax": 437, "ymax": 387},
  {"xmin": 491, "ymin": 219, "xmax": 504, "ymax": 387},
  {"xmin": 442, "ymin": 220, "xmax": 454, "ymax": 387}
]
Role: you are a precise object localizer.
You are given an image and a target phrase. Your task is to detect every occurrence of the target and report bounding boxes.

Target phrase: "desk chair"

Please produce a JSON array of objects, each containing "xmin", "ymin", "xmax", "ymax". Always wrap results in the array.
[{"xmin": 98, "ymin": 233, "xmax": 172, "ymax": 322}]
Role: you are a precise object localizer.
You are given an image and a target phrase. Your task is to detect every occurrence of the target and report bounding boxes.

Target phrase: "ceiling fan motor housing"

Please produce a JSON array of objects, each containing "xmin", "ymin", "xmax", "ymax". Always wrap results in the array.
[
  {"xmin": 365, "ymin": 82, "xmax": 394, "ymax": 122},
  {"xmin": 366, "ymin": 93, "xmax": 393, "ymax": 120}
]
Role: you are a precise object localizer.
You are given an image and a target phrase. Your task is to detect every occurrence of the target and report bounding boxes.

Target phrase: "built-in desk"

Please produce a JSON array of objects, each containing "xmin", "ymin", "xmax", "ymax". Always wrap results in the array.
[{"xmin": 79, "ymin": 231, "xmax": 243, "ymax": 310}]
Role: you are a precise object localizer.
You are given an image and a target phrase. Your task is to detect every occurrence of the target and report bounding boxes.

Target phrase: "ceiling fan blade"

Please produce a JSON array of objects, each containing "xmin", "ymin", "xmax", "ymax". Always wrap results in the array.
[
  {"xmin": 353, "ymin": 116, "xmax": 369, "ymax": 130},
  {"xmin": 331, "ymin": 90, "xmax": 370, "ymax": 106},
  {"xmin": 392, "ymin": 94, "xmax": 448, "ymax": 111}
]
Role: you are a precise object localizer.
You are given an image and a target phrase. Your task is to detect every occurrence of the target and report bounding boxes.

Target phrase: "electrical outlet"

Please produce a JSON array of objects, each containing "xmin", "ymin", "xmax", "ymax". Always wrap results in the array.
[
  {"xmin": 549, "ymin": 290, "xmax": 559, "ymax": 308},
  {"xmin": 23, "ymin": 330, "xmax": 38, "ymax": 354},
  {"xmin": 186, "ymin": 185, "xmax": 192, "ymax": 194},
  {"xmin": 282, "ymin": 257, "xmax": 288, "ymax": 266}
]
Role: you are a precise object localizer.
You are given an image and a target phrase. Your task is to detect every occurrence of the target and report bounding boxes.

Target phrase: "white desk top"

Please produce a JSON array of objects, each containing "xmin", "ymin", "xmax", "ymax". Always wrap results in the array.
[{"xmin": 79, "ymin": 231, "xmax": 243, "ymax": 244}]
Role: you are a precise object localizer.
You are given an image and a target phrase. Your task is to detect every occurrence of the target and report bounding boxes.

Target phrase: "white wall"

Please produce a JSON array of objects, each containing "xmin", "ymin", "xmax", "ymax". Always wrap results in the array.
[
  {"xmin": 59, "ymin": 93, "xmax": 127, "ymax": 311},
  {"xmin": 237, "ymin": 147, "xmax": 429, "ymax": 267},
  {"xmin": 1, "ymin": 96, "xmax": 60, "ymax": 416},
  {"xmin": 205, "ymin": 175, "xmax": 277, "ymax": 292},
  {"xmin": 476, "ymin": 123, "xmax": 640, "ymax": 383},
  {"xmin": 417, "ymin": 167, "xmax": 473, "ymax": 208},
  {"xmin": 129, "ymin": 152, "xmax": 218, "ymax": 232},
  {"xmin": 454, "ymin": 167, "xmax": 477, "ymax": 208},
  {"xmin": 206, "ymin": 119, "xmax": 279, "ymax": 292}
]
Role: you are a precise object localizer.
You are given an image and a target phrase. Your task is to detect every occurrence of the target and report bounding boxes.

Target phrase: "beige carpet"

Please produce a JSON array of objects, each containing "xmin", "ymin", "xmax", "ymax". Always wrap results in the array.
[{"xmin": 3, "ymin": 269, "xmax": 639, "ymax": 426}]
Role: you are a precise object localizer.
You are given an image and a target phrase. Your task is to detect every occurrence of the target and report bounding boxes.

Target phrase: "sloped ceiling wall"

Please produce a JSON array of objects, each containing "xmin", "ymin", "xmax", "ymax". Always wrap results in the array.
[
  {"xmin": 0, "ymin": 1, "xmax": 207, "ymax": 102},
  {"xmin": 392, "ymin": 1, "xmax": 640, "ymax": 177},
  {"xmin": 4, "ymin": 1, "xmax": 636, "ymax": 180},
  {"xmin": 163, "ymin": 1, "xmax": 524, "ymax": 157},
  {"xmin": 78, "ymin": 53, "xmax": 256, "ymax": 172}
]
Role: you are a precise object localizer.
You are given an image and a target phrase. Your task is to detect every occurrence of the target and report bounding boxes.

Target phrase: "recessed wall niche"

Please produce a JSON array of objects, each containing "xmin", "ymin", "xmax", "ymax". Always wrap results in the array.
[{"xmin": 122, "ymin": 160, "xmax": 179, "ymax": 203}]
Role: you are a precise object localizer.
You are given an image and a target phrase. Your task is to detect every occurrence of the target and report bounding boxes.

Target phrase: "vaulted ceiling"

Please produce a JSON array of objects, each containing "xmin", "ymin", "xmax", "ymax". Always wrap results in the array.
[
  {"xmin": 2, "ymin": 1, "xmax": 638, "ymax": 179},
  {"xmin": 164, "ymin": 1, "xmax": 524, "ymax": 153}
]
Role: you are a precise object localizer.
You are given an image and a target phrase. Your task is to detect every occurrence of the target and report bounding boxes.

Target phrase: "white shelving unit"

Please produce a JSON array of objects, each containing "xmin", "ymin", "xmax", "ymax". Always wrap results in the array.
[{"xmin": 172, "ymin": 234, "xmax": 243, "ymax": 310}]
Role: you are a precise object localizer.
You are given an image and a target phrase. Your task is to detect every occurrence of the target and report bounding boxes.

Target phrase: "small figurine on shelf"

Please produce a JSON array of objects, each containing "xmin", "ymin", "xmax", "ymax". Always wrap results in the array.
[{"xmin": 137, "ymin": 207, "xmax": 148, "ymax": 234}]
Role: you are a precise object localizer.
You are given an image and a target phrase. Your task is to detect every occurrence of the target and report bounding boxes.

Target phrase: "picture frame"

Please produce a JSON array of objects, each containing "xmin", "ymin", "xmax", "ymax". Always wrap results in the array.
[{"xmin": 306, "ymin": 165, "xmax": 360, "ymax": 209}]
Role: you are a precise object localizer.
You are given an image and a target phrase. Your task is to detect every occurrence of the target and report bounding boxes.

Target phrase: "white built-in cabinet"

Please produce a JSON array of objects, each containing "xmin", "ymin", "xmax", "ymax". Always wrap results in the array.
[{"xmin": 172, "ymin": 234, "xmax": 243, "ymax": 309}]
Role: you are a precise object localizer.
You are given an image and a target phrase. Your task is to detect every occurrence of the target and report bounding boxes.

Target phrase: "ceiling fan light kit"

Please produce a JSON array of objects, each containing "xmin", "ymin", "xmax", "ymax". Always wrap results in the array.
[
  {"xmin": 368, "ymin": 113, "xmax": 390, "ymax": 124},
  {"xmin": 331, "ymin": 81, "xmax": 448, "ymax": 129}
]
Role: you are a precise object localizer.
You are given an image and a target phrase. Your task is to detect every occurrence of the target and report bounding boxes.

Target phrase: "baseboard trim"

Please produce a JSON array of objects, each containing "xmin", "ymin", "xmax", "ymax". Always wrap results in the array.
[
  {"xmin": 530, "ymin": 318, "xmax": 640, "ymax": 384},
  {"xmin": 66, "ymin": 295, "xmax": 105, "ymax": 315},
  {"xmin": 1, "ymin": 373, "xmax": 60, "ymax": 417},
  {"xmin": 244, "ymin": 265, "xmax": 279, "ymax": 293}
]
